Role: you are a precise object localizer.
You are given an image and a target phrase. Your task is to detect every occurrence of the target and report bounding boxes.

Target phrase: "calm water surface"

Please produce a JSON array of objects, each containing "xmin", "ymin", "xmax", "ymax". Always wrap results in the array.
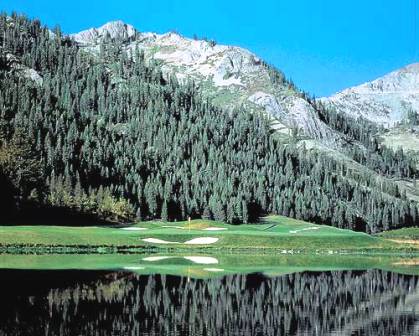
[{"xmin": 0, "ymin": 269, "xmax": 418, "ymax": 335}]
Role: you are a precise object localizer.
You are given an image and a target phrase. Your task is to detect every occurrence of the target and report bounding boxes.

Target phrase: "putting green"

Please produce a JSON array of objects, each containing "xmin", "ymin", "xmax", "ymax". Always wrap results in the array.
[{"xmin": 0, "ymin": 216, "xmax": 417, "ymax": 254}]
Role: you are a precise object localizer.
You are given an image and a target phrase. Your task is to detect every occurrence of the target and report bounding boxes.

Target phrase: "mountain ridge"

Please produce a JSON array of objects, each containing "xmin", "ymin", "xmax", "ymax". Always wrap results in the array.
[
  {"xmin": 70, "ymin": 21, "xmax": 418, "ymax": 145},
  {"xmin": 1, "ymin": 14, "xmax": 418, "ymax": 233},
  {"xmin": 321, "ymin": 63, "xmax": 419, "ymax": 127},
  {"xmin": 70, "ymin": 20, "xmax": 340, "ymax": 143},
  {"xmin": 71, "ymin": 20, "xmax": 138, "ymax": 45}
]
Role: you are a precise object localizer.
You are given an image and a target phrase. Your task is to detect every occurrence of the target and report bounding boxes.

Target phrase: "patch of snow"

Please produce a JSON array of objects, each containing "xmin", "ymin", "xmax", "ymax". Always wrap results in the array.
[
  {"xmin": 184, "ymin": 237, "xmax": 219, "ymax": 245},
  {"xmin": 183, "ymin": 256, "xmax": 219, "ymax": 264}
]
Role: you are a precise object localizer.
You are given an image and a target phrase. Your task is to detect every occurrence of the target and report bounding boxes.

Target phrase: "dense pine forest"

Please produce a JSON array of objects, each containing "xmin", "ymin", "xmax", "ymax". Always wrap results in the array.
[{"xmin": 1, "ymin": 13, "xmax": 418, "ymax": 233}]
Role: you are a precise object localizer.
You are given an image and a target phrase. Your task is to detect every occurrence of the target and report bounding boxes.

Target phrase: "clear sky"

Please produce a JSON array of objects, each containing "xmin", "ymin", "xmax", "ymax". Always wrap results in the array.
[{"xmin": 2, "ymin": 0, "xmax": 418, "ymax": 96}]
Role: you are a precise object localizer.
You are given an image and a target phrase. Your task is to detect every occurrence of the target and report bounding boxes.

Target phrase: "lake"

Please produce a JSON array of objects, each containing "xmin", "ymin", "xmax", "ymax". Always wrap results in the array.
[{"xmin": 0, "ymin": 266, "xmax": 418, "ymax": 335}]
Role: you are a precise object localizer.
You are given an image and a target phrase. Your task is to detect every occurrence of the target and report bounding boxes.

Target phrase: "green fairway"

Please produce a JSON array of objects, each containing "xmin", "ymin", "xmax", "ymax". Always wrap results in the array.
[
  {"xmin": 378, "ymin": 227, "xmax": 419, "ymax": 240},
  {"xmin": 0, "ymin": 215, "xmax": 417, "ymax": 254}
]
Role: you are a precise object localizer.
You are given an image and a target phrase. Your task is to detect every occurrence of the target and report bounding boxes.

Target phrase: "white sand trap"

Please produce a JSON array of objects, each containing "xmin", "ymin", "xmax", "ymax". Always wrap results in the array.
[
  {"xmin": 162, "ymin": 225, "xmax": 185, "ymax": 229},
  {"xmin": 289, "ymin": 227, "xmax": 320, "ymax": 234},
  {"xmin": 142, "ymin": 256, "xmax": 172, "ymax": 261},
  {"xmin": 184, "ymin": 256, "xmax": 219, "ymax": 264},
  {"xmin": 204, "ymin": 268, "xmax": 225, "ymax": 272},
  {"xmin": 142, "ymin": 238, "xmax": 178, "ymax": 244},
  {"xmin": 123, "ymin": 266, "xmax": 145, "ymax": 270},
  {"xmin": 184, "ymin": 237, "xmax": 219, "ymax": 245},
  {"xmin": 203, "ymin": 227, "xmax": 227, "ymax": 231},
  {"xmin": 121, "ymin": 227, "xmax": 148, "ymax": 231},
  {"xmin": 142, "ymin": 237, "xmax": 219, "ymax": 245}
]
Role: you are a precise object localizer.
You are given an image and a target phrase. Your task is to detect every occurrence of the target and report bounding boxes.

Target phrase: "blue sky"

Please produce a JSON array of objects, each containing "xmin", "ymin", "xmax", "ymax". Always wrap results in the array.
[{"xmin": 2, "ymin": 0, "xmax": 418, "ymax": 96}]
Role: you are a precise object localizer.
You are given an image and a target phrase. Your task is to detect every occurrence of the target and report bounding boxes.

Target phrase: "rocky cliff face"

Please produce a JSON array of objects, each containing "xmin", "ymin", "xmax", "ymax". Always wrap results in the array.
[
  {"xmin": 320, "ymin": 63, "xmax": 419, "ymax": 127},
  {"xmin": 71, "ymin": 21, "xmax": 338, "ymax": 143},
  {"xmin": 72, "ymin": 20, "xmax": 138, "ymax": 45}
]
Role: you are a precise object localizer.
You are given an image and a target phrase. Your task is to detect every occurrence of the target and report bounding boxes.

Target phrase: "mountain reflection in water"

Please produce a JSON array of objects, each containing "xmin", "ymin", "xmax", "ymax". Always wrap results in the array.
[{"xmin": 0, "ymin": 269, "xmax": 418, "ymax": 335}]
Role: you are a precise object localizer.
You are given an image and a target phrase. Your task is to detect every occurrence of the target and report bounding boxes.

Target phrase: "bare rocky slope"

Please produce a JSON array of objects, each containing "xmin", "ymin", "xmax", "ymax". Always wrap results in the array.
[
  {"xmin": 320, "ymin": 63, "xmax": 419, "ymax": 127},
  {"xmin": 321, "ymin": 63, "xmax": 419, "ymax": 155},
  {"xmin": 70, "ymin": 21, "xmax": 339, "ymax": 143},
  {"xmin": 71, "ymin": 21, "xmax": 419, "ymax": 151}
]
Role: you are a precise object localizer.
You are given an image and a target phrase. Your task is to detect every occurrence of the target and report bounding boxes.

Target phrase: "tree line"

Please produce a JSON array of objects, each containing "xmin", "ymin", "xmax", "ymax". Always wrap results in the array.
[{"xmin": 0, "ymin": 13, "xmax": 418, "ymax": 232}]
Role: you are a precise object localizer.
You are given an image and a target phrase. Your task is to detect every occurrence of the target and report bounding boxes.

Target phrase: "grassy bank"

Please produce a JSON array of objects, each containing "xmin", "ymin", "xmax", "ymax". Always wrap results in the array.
[{"xmin": 0, "ymin": 216, "xmax": 417, "ymax": 254}]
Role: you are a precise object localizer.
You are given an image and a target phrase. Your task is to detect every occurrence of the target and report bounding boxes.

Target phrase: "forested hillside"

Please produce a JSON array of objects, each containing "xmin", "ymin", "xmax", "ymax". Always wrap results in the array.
[{"xmin": 0, "ymin": 13, "xmax": 418, "ymax": 232}]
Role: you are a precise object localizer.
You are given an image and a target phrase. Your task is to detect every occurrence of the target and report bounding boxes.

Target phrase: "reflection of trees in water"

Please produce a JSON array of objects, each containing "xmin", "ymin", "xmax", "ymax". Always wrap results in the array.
[{"xmin": 0, "ymin": 270, "xmax": 418, "ymax": 335}]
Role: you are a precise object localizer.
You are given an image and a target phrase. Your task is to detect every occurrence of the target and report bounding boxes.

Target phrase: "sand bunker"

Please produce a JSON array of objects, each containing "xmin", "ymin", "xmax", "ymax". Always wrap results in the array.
[
  {"xmin": 204, "ymin": 268, "xmax": 225, "ymax": 272},
  {"xmin": 142, "ymin": 238, "xmax": 178, "ymax": 244},
  {"xmin": 142, "ymin": 256, "xmax": 172, "ymax": 261},
  {"xmin": 203, "ymin": 227, "xmax": 227, "ymax": 231},
  {"xmin": 289, "ymin": 227, "xmax": 320, "ymax": 234},
  {"xmin": 184, "ymin": 237, "xmax": 219, "ymax": 244},
  {"xmin": 121, "ymin": 227, "xmax": 148, "ymax": 231},
  {"xmin": 162, "ymin": 225, "xmax": 185, "ymax": 229},
  {"xmin": 184, "ymin": 256, "xmax": 219, "ymax": 264},
  {"xmin": 142, "ymin": 237, "xmax": 219, "ymax": 245}
]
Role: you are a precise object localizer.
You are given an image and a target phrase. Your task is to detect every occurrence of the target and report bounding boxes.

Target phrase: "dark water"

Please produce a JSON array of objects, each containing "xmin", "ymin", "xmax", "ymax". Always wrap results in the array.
[{"xmin": 0, "ymin": 270, "xmax": 418, "ymax": 336}]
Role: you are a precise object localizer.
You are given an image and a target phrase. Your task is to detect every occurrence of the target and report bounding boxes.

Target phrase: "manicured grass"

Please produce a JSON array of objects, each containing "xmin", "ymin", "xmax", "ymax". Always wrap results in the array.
[
  {"xmin": 0, "ymin": 215, "xmax": 417, "ymax": 253},
  {"xmin": 378, "ymin": 227, "xmax": 419, "ymax": 240}
]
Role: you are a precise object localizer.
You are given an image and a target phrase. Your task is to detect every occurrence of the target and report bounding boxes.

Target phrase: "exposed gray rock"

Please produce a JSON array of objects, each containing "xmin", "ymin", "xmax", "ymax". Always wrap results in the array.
[
  {"xmin": 70, "ymin": 21, "xmax": 339, "ymax": 144},
  {"xmin": 321, "ymin": 63, "xmax": 419, "ymax": 127}
]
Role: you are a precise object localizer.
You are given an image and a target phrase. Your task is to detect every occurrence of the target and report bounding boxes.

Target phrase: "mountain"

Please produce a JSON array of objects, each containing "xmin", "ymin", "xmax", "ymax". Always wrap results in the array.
[
  {"xmin": 320, "ymin": 63, "xmax": 419, "ymax": 127},
  {"xmin": 71, "ymin": 21, "xmax": 338, "ymax": 142},
  {"xmin": 319, "ymin": 63, "xmax": 419, "ymax": 156},
  {"xmin": 1, "ymin": 14, "xmax": 418, "ymax": 233},
  {"xmin": 72, "ymin": 20, "xmax": 138, "ymax": 45}
]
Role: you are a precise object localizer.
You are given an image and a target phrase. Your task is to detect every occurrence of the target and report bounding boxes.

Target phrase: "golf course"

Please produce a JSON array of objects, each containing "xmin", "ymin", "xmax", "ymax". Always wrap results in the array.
[{"xmin": 1, "ymin": 215, "xmax": 418, "ymax": 254}]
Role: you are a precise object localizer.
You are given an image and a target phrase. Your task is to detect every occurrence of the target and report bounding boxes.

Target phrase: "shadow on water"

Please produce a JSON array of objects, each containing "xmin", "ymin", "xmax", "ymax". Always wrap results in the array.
[{"xmin": 0, "ymin": 269, "xmax": 418, "ymax": 336}]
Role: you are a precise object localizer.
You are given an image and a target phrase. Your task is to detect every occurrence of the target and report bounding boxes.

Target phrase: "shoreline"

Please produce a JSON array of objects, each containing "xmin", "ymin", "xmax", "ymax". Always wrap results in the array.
[{"xmin": 1, "ymin": 244, "xmax": 419, "ymax": 256}]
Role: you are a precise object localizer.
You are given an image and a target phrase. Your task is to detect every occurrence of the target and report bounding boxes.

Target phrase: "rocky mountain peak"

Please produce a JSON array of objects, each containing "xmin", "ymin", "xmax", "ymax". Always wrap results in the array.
[
  {"xmin": 71, "ymin": 20, "xmax": 138, "ymax": 44},
  {"xmin": 353, "ymin": 62, "xmax": 419, "ymax": 94},
  {"xmin": 69, "ymin": 22, "xmax": 343, "ymax": 143},
  {"xmin": 320, "ymin": 63, "xmax": 419, "ymax": 126}
]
